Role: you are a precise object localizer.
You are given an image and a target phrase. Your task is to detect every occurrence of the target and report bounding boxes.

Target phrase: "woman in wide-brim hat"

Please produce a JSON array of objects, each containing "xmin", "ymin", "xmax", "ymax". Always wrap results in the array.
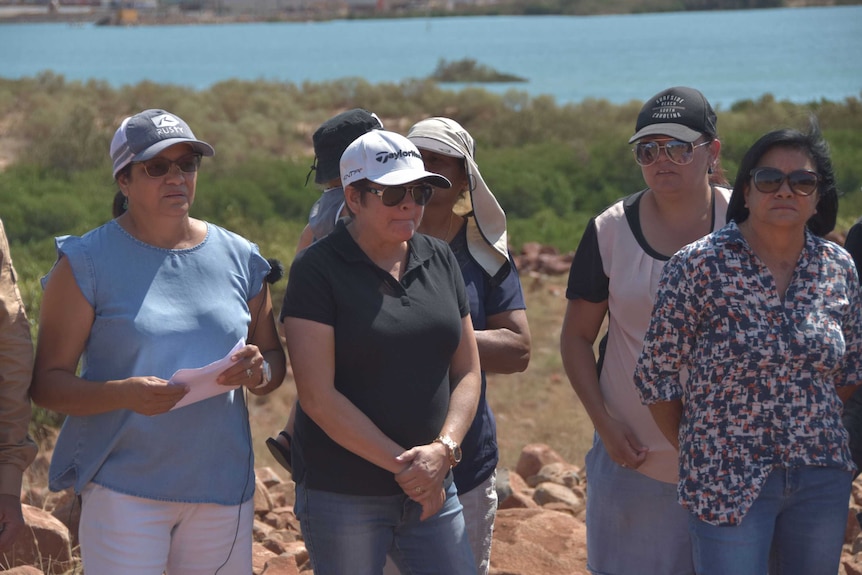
[{"xmin": 403, "ymin": 116, "xmax": 531, "ymax": 575}]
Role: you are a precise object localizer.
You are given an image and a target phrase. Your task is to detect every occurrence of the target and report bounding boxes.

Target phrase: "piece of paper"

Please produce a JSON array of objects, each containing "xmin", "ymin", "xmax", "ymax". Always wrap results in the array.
[{"xmin": 168, "ymin": 338, "xmax": 245, "ymax": 410}]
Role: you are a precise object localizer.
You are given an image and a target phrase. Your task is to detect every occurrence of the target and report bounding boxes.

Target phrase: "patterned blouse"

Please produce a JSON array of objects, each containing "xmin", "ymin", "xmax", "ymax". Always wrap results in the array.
[{"xmin": 633, "ymin": 221, "xmax": 862, "ymax": 526}]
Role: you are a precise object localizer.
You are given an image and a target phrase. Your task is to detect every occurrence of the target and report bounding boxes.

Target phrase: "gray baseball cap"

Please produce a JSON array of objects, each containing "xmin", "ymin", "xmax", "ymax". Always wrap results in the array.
[{"xmin": 110, "ymin": 109, "xmax": 214, "ymax": 178}]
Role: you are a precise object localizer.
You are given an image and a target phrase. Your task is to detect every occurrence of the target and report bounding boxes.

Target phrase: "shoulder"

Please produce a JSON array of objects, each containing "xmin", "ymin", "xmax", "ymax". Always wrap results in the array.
[
  {"xmin": 592, "ymin": 191, "xmax": 643, "ymax": 229},
  {"xmin": 410, "ymin": 233, "xmax": 455, "ymax": 268},
  {"xmin": 671, "ymin": 223, "xmax": 736, "ymax": 269},
  {"xmin": 205, "ymin": 222, "xmax": 254, "ymax": 247},
  {"xmin": 56, "ymin": 221, "xmax": 117, "ymax": 255},
  {"xmin": 811, "ymin": 233, "xmax": 855, "ymax": 267}
]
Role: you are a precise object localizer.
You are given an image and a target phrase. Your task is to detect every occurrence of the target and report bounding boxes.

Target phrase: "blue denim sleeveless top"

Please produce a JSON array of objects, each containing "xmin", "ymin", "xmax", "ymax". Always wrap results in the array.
[{"xmin": 46, "ymin": 220, "xmax": 269, "ymax": 504}]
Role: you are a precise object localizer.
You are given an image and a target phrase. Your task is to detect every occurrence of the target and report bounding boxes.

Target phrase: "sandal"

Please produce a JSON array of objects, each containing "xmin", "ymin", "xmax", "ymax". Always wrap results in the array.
[{"xmin": 265, "ymin": 430, "xmax": 293, "ymax": 474}]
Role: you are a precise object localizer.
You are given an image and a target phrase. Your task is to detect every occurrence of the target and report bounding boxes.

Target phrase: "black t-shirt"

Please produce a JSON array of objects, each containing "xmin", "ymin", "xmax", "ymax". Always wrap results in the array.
[{"xmin": 281, "ymin": 221, "xmax": 469, "ymax": 495}]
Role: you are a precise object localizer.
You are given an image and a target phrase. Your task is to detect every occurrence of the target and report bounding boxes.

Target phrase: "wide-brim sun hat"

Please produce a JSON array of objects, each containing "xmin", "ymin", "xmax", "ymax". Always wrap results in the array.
[
  {"xmin": 407, "ymin": 117, "xmax": 511, "ymax": 281},
  {"xmin": 110, "ymin": 109, "xmax": 214, "ymax": 178},
  {"xmin": 340, "ymin": 130, "xmax": 451, "ymax": 189}
]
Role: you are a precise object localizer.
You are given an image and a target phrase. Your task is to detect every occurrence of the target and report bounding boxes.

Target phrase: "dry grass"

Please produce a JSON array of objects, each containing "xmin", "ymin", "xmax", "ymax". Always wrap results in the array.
[{"xmin": 247, "ymin": 272, "xmax": 596, "ymax": 476}]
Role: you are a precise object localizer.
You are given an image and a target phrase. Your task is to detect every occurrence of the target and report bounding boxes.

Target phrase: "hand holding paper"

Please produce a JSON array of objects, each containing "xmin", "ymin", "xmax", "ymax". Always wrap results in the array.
[{"xmin": 168, "ymin": 338, "xmax": 245, "ymax": 410}]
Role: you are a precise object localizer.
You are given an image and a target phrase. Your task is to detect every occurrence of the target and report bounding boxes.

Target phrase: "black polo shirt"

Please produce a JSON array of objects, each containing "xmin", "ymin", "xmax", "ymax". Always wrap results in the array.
[{"xmin": 281, "ymin": 220, "xmax": 469, "ymax": 495}]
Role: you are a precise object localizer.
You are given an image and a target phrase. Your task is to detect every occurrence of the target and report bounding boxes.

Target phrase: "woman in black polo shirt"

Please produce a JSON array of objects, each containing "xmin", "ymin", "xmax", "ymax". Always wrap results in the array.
[{"xmin": 281, "ymin": 130, "xmax": 481, "ymax": 574}]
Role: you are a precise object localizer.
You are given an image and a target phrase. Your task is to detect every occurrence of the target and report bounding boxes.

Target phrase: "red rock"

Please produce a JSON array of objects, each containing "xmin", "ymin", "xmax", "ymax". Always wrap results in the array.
[
  {"xmin": 515, "ymin": 444, "xmax": 565, "ymax": 480},
  {"xmin": 1, "ymin": 505, "xmax": 72, "ymax": 571},
  {"xmin": 261, "ymin": 555, "xmax": 301, "ymax": 575},
  {"xmin": 490, "ymin": 508, "xmax": 588, "ymax": 574}
]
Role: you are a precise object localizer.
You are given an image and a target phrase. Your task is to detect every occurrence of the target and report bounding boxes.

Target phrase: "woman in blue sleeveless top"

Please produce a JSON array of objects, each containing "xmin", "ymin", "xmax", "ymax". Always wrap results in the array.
[{"xmin": 31, "ymin": 109, "xmax": 286, "ymax": 575}]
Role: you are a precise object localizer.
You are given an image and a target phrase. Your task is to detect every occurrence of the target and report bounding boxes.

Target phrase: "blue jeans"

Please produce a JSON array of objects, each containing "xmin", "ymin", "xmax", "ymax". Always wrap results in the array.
[
  {"xmin": 689, "ymin": 465, "xmax": 851, "ymax": 575},
  {"xmin": 585, "ymin": 434, "xmax": 694, "ymax": 575},
  {"xmin": 295, "ymin": 481, "xmax": 477, "ymax": 575}
]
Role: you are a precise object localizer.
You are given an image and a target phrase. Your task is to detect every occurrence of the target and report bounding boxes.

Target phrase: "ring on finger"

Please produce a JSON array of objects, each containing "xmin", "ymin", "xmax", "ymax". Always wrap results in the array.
[{"xmin": 245, "ymin": 368, "xmax": 253, "ymax": 378}]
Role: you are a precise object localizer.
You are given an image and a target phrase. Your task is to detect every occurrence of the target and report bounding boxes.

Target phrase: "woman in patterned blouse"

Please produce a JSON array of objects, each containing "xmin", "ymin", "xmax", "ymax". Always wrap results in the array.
[{"xmin": 634, "ymin": 124, "xmax": 861, "ymax": 575}]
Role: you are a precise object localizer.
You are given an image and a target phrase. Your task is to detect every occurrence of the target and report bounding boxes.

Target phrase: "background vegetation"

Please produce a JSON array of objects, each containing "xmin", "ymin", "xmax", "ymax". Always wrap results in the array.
[{"xmin": 2, "ymin": 73, "xmax": 861, "ymax": 460}]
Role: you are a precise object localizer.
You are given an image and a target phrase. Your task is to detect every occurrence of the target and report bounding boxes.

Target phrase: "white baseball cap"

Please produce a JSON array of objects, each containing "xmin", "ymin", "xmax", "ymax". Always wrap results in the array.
[{"xmin": 340, "ymin": 130, "xmax": 451, "ymax": 189}]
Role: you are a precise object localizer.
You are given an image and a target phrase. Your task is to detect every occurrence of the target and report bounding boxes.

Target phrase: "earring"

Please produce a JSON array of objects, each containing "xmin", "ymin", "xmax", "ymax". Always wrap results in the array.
[
  {"xmin": 707, "ymin": 165, "xmax": 714, "ymax": 175},
  {"xmin": 123, "ymin": 196, "xmax": 129, "ymax": 210}
]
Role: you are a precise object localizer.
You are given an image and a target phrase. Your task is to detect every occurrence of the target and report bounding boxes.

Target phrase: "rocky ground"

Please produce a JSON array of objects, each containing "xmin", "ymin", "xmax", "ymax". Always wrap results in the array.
[{"xmin": 6, "ymin": 437, "xmax": 862, "ymax": 574}]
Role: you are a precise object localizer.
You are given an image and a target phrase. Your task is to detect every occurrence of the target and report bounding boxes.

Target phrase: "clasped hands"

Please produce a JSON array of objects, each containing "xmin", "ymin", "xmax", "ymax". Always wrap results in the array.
[{"xmin": 394, "ymin": 441, "xmax": 451, "ymax": 521}]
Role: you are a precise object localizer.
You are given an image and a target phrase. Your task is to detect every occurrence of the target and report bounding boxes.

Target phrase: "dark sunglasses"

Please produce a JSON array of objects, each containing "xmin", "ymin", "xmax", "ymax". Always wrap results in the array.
[
  {"xmin": 749, "ymin": 167, "xmax": 819, "ymax": 197},
  {"xmin": 136, "ymin": 153, "xmax": 202, "ymax": 178},
  {"xmin": 364, "ymin": 184, "xmax": 434, "ymax": 207},
  {"xmin": 633, "ymin": 140, "xmax": 710, "ymax": 167}
]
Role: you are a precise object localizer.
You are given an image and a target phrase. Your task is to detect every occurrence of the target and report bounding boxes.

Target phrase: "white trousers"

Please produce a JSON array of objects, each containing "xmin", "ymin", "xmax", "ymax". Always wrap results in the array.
[{"xmin": 79, "ymin": 483, "xmax": 254, "ymax": 575}]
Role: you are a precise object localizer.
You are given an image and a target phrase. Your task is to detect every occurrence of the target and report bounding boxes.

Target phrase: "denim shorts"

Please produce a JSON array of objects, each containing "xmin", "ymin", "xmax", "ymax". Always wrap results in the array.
[
  {"xmin": 295, "ymin": 481, "xmax": 477, "ymax": 575},
  {"xmin": 584, "ymin": 434, "xmax": 694, "ymax": 575},
  {"xmin": 689, "ymin": 465, "xmax": 851, "ymax": 575}
]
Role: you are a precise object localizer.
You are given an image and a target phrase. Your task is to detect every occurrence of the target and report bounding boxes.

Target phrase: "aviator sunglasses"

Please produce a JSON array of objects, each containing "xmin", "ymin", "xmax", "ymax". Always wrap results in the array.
[
  {"xmin": 364, "ymin": 183, "xmax": 435, "ymax": 207},
  {"xmin": 633, "ymin": 140, "xmax": 710, "ymax": 167},
  {"xmin": 749, "ymin": 167, "xmax": 819, "ymax": 197},
  {"xmin": 136, "ymin": 153, "xmax": 202, "ymax": 178}
]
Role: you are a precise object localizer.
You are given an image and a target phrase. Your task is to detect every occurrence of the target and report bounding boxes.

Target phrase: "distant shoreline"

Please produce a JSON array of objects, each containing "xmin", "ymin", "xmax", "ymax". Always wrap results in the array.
[{"xmin": 0, "ymin": 2, "xmax": 852, "ymax": 26}]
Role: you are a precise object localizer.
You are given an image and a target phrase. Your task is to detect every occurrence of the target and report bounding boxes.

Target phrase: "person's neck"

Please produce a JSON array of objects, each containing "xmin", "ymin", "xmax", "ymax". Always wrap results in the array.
[
  {"xmin": 647, "ymin": 181, "xmax": 714, "ymax": 227},
  {"xmin": 640, "ymin": 182, "xmax": 714, "ymax": 256},
  {"xmin": 738, "ymin": 219, "xmax": 805, "ymax": 262},
  {"xmin": 346, "ymin": 220, "xmax": 409, "ymax": 278},
  {"xmin": 118, "ymin": 211, "xmax": 201, "ymax": 250},
  {"xmin": 418, "ymin": 206, "xmax": 460, "ymax": 243}
]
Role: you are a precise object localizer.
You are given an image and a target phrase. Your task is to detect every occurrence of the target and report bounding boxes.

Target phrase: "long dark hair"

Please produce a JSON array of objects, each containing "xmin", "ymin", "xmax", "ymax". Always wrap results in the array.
[{"xmin": 726, "ymin": 119, "xmax": 838, "ymax": 237}]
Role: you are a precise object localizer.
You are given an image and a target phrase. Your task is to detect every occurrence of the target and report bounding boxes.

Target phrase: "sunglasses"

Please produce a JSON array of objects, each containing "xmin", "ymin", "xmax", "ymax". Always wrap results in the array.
[
  {"xmin": 364, "ymin": 184, "xmax": 434, "ymax": 207},
  {"xmin": 136, "ymin": 153, "xmax": 202, "ymax": 178},
  {"xmin": 633, "ymin": 140, "xmax": 710, "ymax": 166},
  {"xmin": 749, "ymin": 167, "xmax": 819, "ymax": 197}
]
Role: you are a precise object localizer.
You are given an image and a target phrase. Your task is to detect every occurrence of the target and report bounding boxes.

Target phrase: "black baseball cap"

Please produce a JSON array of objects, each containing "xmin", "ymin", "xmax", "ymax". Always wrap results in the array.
[
  {"xmin": 629, "ymin": 86, "xmax": 718, "ymax": 144},
  {"xmin": 311, "ymin": 109, "xmax": 383, "ymax": 185}
]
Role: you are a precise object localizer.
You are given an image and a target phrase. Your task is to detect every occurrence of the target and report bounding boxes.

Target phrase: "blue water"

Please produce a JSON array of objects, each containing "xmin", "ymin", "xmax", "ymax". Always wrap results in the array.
[{"xmin": 1, "ymin": 6, "xmax": 860, "ymax": 107}]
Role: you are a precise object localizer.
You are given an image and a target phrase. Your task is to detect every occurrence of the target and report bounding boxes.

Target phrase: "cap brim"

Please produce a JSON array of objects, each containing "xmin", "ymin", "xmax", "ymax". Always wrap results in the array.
[
  {"xmin": 371, "ymin": 169, "xmax": 451, "ymax": 189},
  {"xmin": 628, "ymin": 124, "xmax": 703, "ymax": 144},
  {"xmin": 133, "ymin": 138, "xmax": 216, "ymax": 162},
  {"xmin": 408, "ymin": 136, "xmax": 465, "ymax": 158}
]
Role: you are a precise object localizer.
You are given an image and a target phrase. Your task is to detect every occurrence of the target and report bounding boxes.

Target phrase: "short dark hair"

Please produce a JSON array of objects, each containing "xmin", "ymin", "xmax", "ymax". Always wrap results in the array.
[{"xmin": 726, "ymin": 119, "xmax": 837, "ymax": 237}]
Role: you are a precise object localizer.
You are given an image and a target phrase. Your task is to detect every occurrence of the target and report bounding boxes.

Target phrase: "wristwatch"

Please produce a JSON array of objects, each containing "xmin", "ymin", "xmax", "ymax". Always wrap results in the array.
[
  {"xmin": 435, "ymin": 435, "xmax": 462, "ymax": 468},
  {"xmin": 260, "ymin": 359, "xmax": 272, "ymax": 387}
]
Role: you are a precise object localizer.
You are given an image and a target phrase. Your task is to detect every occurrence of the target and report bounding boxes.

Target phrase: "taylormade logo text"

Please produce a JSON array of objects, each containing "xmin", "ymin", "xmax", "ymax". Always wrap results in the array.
[{"xmin": 375, "ymin": 149, "xmax": 421, "ymax": 164}]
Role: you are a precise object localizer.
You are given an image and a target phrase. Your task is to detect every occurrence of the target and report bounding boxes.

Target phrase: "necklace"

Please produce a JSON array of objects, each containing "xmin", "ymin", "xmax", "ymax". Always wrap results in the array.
[{"xmin": 444, "ymin": 212, "xmax": 459, "ymax": 244}]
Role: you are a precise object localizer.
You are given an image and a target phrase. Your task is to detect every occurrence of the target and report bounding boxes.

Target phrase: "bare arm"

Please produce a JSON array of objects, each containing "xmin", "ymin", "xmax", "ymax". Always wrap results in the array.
[
  {"xmin": 560, "ymin": 298, "xmax": 648, "ymax": 468},
  {"xmin": 647, "ymin": 400, "xmax": 683, "ymax": 449},
  {"xmin": 31, "ymin": 256, "xmax": 188, "ymax": 416},
  {"xmin": 283, "ymin": 317, "xmax": 409, "ymax": 474},
  {"xmin": 438, "ymin": 315, "xmax": 482, "ymax": 445},
  {"xmin": 234, "ymin": 283, "xmax": 286, "ymax": 396},
  {"xmin": 396, "ymin": 314, "xmax": 482, "ymax": 516},
  {"xmin": 296, "ymin": 224, "xmax": 314, "ymax": 253},
  {"xmin": 475, "ymin": 308, "xmax": 531, "ymax": 374}
]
